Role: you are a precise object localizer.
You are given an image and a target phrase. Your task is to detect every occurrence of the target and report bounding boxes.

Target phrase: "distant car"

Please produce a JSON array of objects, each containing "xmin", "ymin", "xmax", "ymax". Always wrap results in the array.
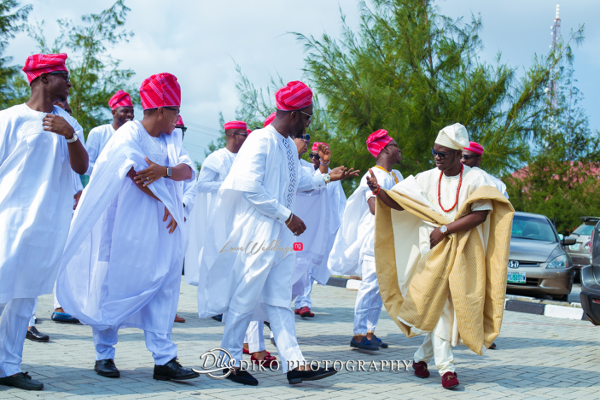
[
  {"xmin": 580, "ymin": 221, "xmax": 600, "ymax": 325},
  {"xmin": 506, "ymin": 211, "xmax": 576, "ymax": 301},
  {"xmin": 566, "ymin": 216, "xmax": 599, "ymax": 280}
]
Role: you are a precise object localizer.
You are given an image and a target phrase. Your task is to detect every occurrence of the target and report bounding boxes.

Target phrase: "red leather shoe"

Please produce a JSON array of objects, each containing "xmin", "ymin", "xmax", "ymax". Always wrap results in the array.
[
  {"xmin": 413, "ymin": 360, "xmax": 430, "ymax": 378},
  {"xmin": 251, "ymin": 354, "xmax": 278, "ymax": 369},
  {"xmin": 298, "ymin": 307, "xmax": 314, "ymax": 318},
  {"xmin": 174, "ymin": 315, "xmax": 185, "ymax": 323},
  {"xmin": 441, "ymin": 371, "xmax": 459, "ymax": 389},
  {"xmin": 294, "ymin": 309, "xmax": 300, "ymax": 315}
]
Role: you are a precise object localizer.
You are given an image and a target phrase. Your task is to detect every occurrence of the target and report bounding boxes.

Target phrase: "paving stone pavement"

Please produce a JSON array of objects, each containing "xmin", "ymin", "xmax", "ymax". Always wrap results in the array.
[{"xmin": 4, "ymin": 278, "xmax": 600, "ymax": 399}]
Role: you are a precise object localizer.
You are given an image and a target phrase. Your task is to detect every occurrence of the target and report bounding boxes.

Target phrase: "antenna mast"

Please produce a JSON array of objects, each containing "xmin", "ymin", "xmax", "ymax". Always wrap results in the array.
[{"xmin": 548, "ymin": 4, "xmax": 561, "ymax": 109}]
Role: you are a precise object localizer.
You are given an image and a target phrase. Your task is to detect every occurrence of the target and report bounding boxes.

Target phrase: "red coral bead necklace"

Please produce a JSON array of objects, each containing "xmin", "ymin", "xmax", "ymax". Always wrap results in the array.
[{"xmin": 438, "ymin": 164, "xmax": 463, "ymax": 213}]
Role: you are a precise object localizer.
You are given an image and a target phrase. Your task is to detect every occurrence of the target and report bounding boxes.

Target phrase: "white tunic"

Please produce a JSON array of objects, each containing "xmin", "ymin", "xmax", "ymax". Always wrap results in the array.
[
  {"xmin": 184, "ymin": 147, "xmax": 237, "ymax": 286},
  {"xmin": 196, "ymin": 125, "xmax": 325, "ymax": 319},
  {"xmin": 292, "ymin": 160, "xmax": 347, "ymax": 291},
  {"xmin": 0, "ymin": 104, "xmax": 81, "ymax": 303},
  {"xmin": 472, "ymin": 167, "xmax": 508, "ymax": 199},
  {"xmin": 328, "ymin": 167, "xmax": 403, "ymax": 276},
  {"xmin": 56, "ymin": 120, "xmax": 195, "ymax": 333},
  {"xmin": 85, "ymin": 123, "xmax": 115, "ymax": 175}
]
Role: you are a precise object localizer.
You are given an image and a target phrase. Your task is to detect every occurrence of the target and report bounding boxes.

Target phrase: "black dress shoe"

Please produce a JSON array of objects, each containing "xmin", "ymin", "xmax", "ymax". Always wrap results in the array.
[
  {"xmin": 0, "ymin": 372, "xmax": 44, "ymax": 390},
  {"xmin": 26, "ymin": 326, "xmax": 49, "ymax": 343},
  {"xmin": 224, "ymin": 369, "xmax": 258, "ymax": 386},
  {"xmin": 370, "ymin": 334, "xmax": 388, "ymax": 348},
  {"xmin": 94, "ymin": 359, "xmax": 120, "ymax": 378},
  {"xmin": 287, "ymin": 367, "xmax": 337, "ymax": 384},
  {"xmin": 211, "ymin": 314, "xmax": 223, "ymax": 322},
  {"xmin": 489, "ymin": 342, "xmax": 497, "ymax": 350},
  {"xmin": 153, "ymin": 358, "xmax": 200, "ymax": 381}
]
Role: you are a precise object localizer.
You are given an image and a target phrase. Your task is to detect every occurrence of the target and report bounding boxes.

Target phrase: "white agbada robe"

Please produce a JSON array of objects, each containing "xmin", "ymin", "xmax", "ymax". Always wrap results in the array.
[
  {"xmin": 397, "ymin": 166, "xmax": 494, "ymax": 374},
  {"xmin": 184, "ymin": 147, "xmax": 236, "ymax": 286},
  {"xmin": 328, "ymin": 166, "xmax": 403, "ymax": 335},
  {"xmin": 85, "ymin": 123, "xmax": 115, "ymax": 175},
  {"xmin": 196, "ymin": 125, "xmax": 325, "ymax": 371},
  {"xmin": 56, "ymin": 121, "xmax": 194, "ymax": 343},
  {"xmin": 292, "ymin": 160, "xmax": 346, "ymax": 306},
  {"xmin": 472, "ymin": 166, "xmax": 508, "ymax": 199},
  {"xmin": 0, "ymin": 104, "xmax": 81, "ymax": 377}
]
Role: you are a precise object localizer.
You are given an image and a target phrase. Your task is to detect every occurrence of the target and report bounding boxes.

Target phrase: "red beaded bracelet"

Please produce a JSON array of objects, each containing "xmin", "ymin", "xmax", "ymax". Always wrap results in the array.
[{"xmin": 372, "ymin": 186, "xmax": 381, "ymax": 196}]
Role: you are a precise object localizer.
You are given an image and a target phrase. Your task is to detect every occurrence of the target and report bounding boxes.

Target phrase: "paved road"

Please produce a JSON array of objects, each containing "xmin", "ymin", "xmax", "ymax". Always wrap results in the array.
[{"xmin": 6, "ymin": 279, "xmax": 600, "ymax": 399}]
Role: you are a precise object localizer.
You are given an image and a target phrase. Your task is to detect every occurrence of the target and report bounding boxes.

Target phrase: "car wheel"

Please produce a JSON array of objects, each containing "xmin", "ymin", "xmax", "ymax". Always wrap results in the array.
[{"xmin": 552, "ymin": 294, "xmax": 569, "ymax": 302}]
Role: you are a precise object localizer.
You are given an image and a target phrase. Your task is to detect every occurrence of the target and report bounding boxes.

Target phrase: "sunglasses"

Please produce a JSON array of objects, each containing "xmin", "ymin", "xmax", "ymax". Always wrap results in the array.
[
  {"xmin": 233, "ymin": 132, "xmax": 248, "ymax": 137},
  {"xmin": 163, "ymin": 106, "xmax": 180, "ymax": 114},
  {"xmin": 431, "ymin": 148, "xmax": 453, "ymax": 159},
  {"xmin": 300, "ymin": 110, "xmax": 312, "ymax": 123},
  {"xmin": 309, "ymin": 153, "xmax": 320, "ymax": 160},
  {"xmin": 461, "ymin": 154, "xmax": 480, "ymax": 161},
  {"xmin": 294, "ymin": 134, "xmax": 310, "ymax": 141},
  {"xmin": 48, "ymin": 71, "xmax": 70, "ymax": 83}
]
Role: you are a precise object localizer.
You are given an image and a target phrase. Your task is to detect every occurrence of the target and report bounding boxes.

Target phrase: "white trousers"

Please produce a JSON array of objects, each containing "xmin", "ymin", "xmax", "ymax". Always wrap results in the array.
[
  {"xmin": 28, "ymin": 297, "xmax": 38, "ymax": 327},
  {"xmin": 353, "ymin": 257, "xmax": 382, "ymax": 335},
  {"xmin": 0, "ymin": 298, "xmax": 36, "ymax": 377},
  {"xmin": 414, "ymin": 333, "xmax": 455, "ymax": 375},
  {"xmin": 222, "ymin": 305, "xmax": 303, "ymax": 373},
  {"xmin": 92, "ymin": 327, "xmax": 177, "ymax": 366},
  {"xmin": 294, "ymin": 278, "xmax": 313, "ymax": 309},
  {"xmin": 54, "ymin": 292, "xmax": 60, "ymax": 310},
  {"xmin": 243, "ymin": 321, "xmax": 265, "ymax": 353}
]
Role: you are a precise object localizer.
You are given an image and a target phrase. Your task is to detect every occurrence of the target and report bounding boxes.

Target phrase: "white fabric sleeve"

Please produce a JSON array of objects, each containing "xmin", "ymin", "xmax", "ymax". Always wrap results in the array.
[
  {"xmin": 242, "ymin": 191, "xmax": 292, "ymax": 223},
  {"xmin": 471, "ymin": 199, "xmax": 493, "ymax": 212},
  {"xmin": 297, "ymin": 169, "xmax": 327, "ymax": 193},
  {"xmin": 85, "ymin": 129, "xmax": 100, "ymax": 176},
  {"xmin": 182, "ymin": 180, "xmax": 196, "ymax": 210},
  {"xmin": 196, "ymin": 167, "xmax": 222, "ymax": 194}
]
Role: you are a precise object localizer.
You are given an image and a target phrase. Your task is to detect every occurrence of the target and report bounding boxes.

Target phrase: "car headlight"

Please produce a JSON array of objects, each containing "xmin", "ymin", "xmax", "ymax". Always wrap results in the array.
[
  {"xmin": 546, "ymin": 254, "xmax": 568, "ymax": 269},
  {"xmin": 584, "ymin": 240, "xmax": 591, "ymax": 252}
]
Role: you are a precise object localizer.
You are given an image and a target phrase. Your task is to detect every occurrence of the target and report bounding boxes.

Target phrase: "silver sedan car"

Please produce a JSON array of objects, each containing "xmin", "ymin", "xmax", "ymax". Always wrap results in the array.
[{"xmin": 507, "ymin": 212, "xmax": 576, "ymax": 301}]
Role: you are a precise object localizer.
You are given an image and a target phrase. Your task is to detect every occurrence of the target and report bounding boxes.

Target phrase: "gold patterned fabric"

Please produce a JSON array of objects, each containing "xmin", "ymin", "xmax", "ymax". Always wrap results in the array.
[{"xmin": 374, "ymin": 185, "xmax": 514, "ymax": 355}]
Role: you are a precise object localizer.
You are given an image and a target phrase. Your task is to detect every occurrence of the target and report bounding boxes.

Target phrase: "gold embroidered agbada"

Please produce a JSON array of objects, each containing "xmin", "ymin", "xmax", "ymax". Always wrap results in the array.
[{"xmin": 374, "ymin": 169, "xmax": 514, "ymax": 355}]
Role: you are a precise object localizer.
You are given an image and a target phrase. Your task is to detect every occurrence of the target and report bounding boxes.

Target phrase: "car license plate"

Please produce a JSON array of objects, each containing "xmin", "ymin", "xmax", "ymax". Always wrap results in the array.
[{"xmin": 507, "ymin": 271, "xmax": 526, "ymax": 284}]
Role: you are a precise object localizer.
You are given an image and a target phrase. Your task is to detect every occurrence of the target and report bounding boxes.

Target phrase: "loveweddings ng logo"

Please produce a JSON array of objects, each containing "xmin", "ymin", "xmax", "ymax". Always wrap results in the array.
[{"xmin": 219, "ymin": 239, "xmax": 302, "ymax": 258}]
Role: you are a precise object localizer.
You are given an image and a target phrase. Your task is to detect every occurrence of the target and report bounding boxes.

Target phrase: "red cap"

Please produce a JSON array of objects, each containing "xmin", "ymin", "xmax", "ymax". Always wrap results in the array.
[
  {"xmin": 366, "ymin": 129, "xmax": 393, "ymax": 157},
  {"xmin": 275, "ymin": 81, "xmax": 313, "ymax": 111},
  {"xmin": 312, "ymin": 142, "xmax": 329, "ymax": 152},
  {"xmin": 264, "ymin": 112, "xmax": 276, "ymax": 127},
  {"xmin": 224, "ymin": 121, "xmax": 247, "ymax": 130},
  {"xmin": 108, "ymin": 90, "xmax": 133, "ymax": 109},
  {"xmin": 464, "ymin": 141, "xmax": 484, "ymax": 155},
  {"xmin": 139, "ymin": 72, "xmax": 181, "ymax": 110},
  {"xmin": 22, "ymin": 53, "xmax": 68, "ymax": 84}
]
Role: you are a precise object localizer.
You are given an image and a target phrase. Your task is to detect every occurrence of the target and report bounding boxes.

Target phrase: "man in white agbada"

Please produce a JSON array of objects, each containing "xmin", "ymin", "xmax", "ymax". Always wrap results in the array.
[
  {"xmin": 368, "ymin": 123, "xmax": 513, "ymax": 389},
  {"xmin": 196, "ymin": 81, "xmax": 358, "ymax": 386},
  {"xmin": 0, "ymin": 53, "xmax": 89, "ymax": 391},
  {"xmin": 84, "ymin": 89, "xmax": 134, "ymax": 175},
  {"xmin": 328, "ymin": 129, "xmax": 403, "ymax": 351},
  {"xmin": 56, "ymin": 73, "xmax": 200, "ymax": 382},
  {"xmin": 292, "ymin": 141, "xmax": 346, "ymax": 317},
  {"xmin": 184, "ymin": 120, "xmax": 248, "ymax": 287}
]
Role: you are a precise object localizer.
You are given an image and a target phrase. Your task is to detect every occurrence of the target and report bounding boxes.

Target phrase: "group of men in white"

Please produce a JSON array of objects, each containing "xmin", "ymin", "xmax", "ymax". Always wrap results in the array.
[{"xmin": 0, "ymin": 52, "xmax": 513, "ymax": 392}]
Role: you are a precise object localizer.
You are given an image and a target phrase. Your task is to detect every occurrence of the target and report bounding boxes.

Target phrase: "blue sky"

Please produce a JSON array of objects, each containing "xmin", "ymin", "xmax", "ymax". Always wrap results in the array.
[{"xmin": 8, "ymin": 0, "xmax": 599, "ymax": 164}]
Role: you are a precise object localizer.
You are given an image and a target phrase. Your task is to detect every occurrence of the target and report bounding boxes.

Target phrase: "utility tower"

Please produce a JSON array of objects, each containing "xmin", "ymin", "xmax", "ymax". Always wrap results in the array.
[{"xmin": 547, "ymin": 4, "xmax": 561, "ymax": 109}]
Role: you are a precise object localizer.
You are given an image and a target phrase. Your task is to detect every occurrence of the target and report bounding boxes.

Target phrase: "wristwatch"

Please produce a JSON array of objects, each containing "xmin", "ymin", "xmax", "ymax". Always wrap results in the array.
[
  {"xmin": 440, "ymin": 225, "xmax": 448, "ymax": 235},
  {"xmin": 165, "ymin": 167, "xmax": 172, "ymax": 178},
  {"xmin": 66, "ymin": 133, "xmax": 78, "ymax": 144},
  {"xmin": 322, "ymin": 173, "xmax": 331, "ymax": 184}
]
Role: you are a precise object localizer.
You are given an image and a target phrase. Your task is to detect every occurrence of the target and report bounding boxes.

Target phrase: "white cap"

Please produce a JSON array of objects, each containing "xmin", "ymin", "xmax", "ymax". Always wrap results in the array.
[{"xmin": 434, "ymin": 123, "xmax": 470, "ymax": 150}]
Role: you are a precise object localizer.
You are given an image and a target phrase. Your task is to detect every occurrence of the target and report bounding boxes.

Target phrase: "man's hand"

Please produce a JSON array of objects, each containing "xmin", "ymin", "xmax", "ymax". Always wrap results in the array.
[
  {"xmin": 163, "ymin": 206, "xmax": 177, "ymax": 233},
  {"xmin": 135, "ymin": 157, "xmax": 167, "ymax": 187},
  {"xmin": 330, "ymin": 166, "xmax": 360, "ymax": 181},
  {"xmin": 73, "ymin": 190, "xmax": 82, "ymax": 210},
  {"xmin": 430, "ymin": 227, "xmax": 446, "ymax": 248},
  {"xmin": 43, "ymin": 114, "xmax": 75, "ymax": 139},
  {"xmin": 286, "ymin": 214, "xmax": 306, "ymax": 236},
  {"xmin": 317, "ymin": 144, "xmax": 331, "ymax": 164},
  {"xmin": 366, "ymin": 168, "xmax": 380, "ymax": 192}
]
